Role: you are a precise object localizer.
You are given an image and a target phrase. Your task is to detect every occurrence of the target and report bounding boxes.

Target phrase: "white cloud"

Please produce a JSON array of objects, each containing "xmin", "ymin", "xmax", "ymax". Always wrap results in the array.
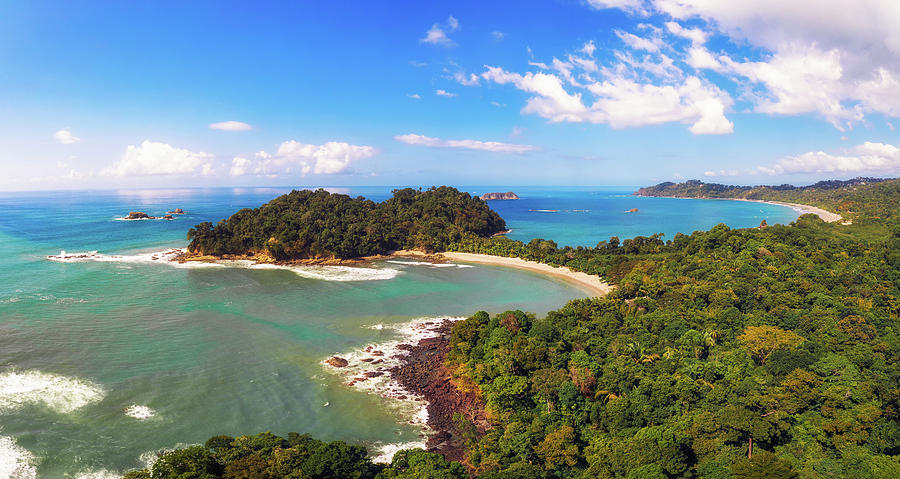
[
  {"xmin": 209, "ymin": 121, "xmax": 253, "ymax": 131},
  {"xmin": 586, "ymin": 0, "xmax": 649, "ymax": 15},
  {"xmin": 229, "ymin": 157, "xmax": 251, "ymax": 176},
  {"xmin": 421, "ymin": 16, "xmax": 460, "ymax": 46},
  {"xmin": 54, "ymin": 128, "xmax": 80, "ymax": 145},
  {"xmin": 664, "ymin": 21, "xmax": 707, "ymax": 45},
  {"xmin": 103, "ymin": 141, "xmax": 213, "ymax": 177},
  {"xmin": 603, "ymin": 1, "xmax": 900, "ymax": 128},
  {"xmin": 394, "ymin": 133, "xmax": 537, "ymax": 154},
  {"xmin": 581, "ymin": 41, "xmax": 597, "ymax": 57},
  {"xmin": 491, "ymin": 31, "xmax": 505, "ymax": 41},
  {"xmin": 483, "ymin": 65, "xmax": 733, "ymax": 134},
  {"xmin": 764, "ymin": 141, "xmax": 900, "ymax": 175},
  {"xmin": 436, "ymin": 89, "xmax": 458, "ymax": 97},
  {"xmin": 407, "ymin": 93, "xmax": 422, "ymax": 99},
  {"xmin": 230, "ymin": 140, "xmax": 376, "ymax": 177},
  {"xmin": 615, "ymin": 31, "xmax": 660, "ymax": 52},
  {"xmin": 453, "ymin": 71, "xmax": 480, "ymax": 86}
]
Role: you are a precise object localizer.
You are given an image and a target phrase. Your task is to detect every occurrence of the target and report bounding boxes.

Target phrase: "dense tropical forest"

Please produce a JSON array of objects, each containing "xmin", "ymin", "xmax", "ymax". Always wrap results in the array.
[
  {"xmin": 635, "ymin": 177, "xmax": 897, "ymax": 224},
  {"xmin": 122, "ymin": 432, "xmax": 466, "ymax": 478},
  {"xmin": 186, "ymin": 186, "xmax": 507, "ymax": 260},
  {"xmin": 134, "ymin": 179, "xmax": 900, "ymax": 478}
]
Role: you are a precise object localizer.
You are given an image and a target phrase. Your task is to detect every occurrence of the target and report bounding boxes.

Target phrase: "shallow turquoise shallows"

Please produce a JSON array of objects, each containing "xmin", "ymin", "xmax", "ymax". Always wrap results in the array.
[{"xmin": 0, "ymin": 187, "xmax": 799, "ymax": 477}]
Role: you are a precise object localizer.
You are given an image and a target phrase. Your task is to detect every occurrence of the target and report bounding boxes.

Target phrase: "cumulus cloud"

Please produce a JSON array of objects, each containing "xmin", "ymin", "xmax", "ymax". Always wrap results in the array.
[
  {"xmin": 703, "ymin": 141, "xmax": 900, "ymax": 177},
  {"xmin": 394, "ymin": 133, "xmax": 537, "ymax": 154},
  {"xmin": 103, "ymin": 141, "xmax": 213, "ymax": 176},
  {"xmin": 482, "ymin": 64, "xmax": 733, "ymax": 134},
  {"xmin": 763, "ymin": 142, "xmax": 900, "ymax": 175},
  {"xmin": 589, "ymin": 0, "xmax": 900, "ymax": 129},
  {"xmin": 229, "ymin": 140, "xmax": 376, "ymax": 177},
  {"xmin": 209, "ymin": 121, "xmax": 253, "ymax": 131},
  {"xmin": 407, "ymin": 93, "xmax": 422, "ymax": 99},
  {"xmin": 54, "ymin": 128, "xmax": 80, "ymax": 144},
  {"xmin": 436, "ymin": 89, "xmax": 458, "ymax": 97},
  {"xmin": 421, "ymin": 16, "xmax": 460, "ymax": 46}
]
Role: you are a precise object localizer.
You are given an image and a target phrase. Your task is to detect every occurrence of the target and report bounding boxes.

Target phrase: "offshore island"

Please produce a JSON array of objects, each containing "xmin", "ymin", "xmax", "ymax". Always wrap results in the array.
[{"xmin": 124, "ymin": 178, "xmax": 900, "ymax": 479}]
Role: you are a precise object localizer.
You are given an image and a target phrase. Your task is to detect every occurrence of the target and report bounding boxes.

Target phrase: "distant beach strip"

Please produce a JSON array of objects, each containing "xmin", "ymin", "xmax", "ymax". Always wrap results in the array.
[
  {"xmin": 662, "ymin": 197, "xmax": 845, "ymax": 223},
  {"xmin": 436, "ymin": 252, "xmax": 613, "ymax": 297}
]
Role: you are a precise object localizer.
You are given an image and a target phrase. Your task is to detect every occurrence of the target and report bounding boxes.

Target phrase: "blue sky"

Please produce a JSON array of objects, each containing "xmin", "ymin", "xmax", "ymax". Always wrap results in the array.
[{"xmin": 1, "ymin": 0, "xmax": 899, "ymax": 190}]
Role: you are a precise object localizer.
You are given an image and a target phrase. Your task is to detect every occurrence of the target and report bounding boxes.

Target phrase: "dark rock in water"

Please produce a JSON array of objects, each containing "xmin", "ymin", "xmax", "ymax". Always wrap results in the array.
[
  {"xmin": 480, "ymin": 191, "xmax": 519, "ymax": 200},
  {"xmin": 625, "ymin": 208, "xmax": 639, "ymax": 213},
  {"xmin": 167, "ymin": 208, "xmax": 185, "ymax": 214},
  {"xmin": 364, "ymin": 371, "xmax": 384, "ymax": 378},
  {"xmin": 163, "ymin": 214, "xmax": 174, "ymax": 220},
  {"xmin": 125, "ymin": 211, "xmax": 151, "ymax": 219},
  {"xmin": 325, "ymin": 356, "xmax": 349, "ymax": 368}
]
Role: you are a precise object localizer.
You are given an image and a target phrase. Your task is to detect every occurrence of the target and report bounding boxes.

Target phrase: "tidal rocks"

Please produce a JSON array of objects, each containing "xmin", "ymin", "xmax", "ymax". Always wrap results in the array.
[
  {"xmin": 625, "ymin": 208, "xmax": 639, "ymax": 213},
  {"xmin": 480, "ymin": 191, "xmax": 519, "ymax": 200},
  {"xmin": 167, "ymin": 208, "xmax": 185, "ymax": 214},
  {"xmin": 125, "ymin": 211, "xmax": 151, "ymax": 219},
  {"xmin": 325, "ymin": 356, "xmax": 349, "ymax": 368}
]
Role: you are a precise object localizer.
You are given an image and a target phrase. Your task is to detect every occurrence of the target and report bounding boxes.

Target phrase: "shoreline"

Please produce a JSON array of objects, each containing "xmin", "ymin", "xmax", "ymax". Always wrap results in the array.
[
  {"xmin": 432, "ymin": 252, "xmax": 613, "ymax": 297},
  {"xmin": 637, "ymin": 194, "xmax": 845, "ymax": 223}
]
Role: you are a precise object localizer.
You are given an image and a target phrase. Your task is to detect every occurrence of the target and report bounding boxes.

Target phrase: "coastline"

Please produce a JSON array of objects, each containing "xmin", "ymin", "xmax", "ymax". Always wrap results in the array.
[
  {"xmin": 434, "ymin": 252, "xmax": 613, "ymax": 297},
  {"xmin": 637, "ymin": 195, "xmax": 845, "ymax": 223}
]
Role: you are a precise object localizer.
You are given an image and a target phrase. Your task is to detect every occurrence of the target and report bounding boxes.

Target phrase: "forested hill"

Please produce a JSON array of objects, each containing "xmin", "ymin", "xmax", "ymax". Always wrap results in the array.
[
  {"xmin": 186, "ymin": 186, "xmax": 506, "ymax": 260},
  {"xmin": 634, "ymin": 178, "xmax": 899, "ymax": 224}
]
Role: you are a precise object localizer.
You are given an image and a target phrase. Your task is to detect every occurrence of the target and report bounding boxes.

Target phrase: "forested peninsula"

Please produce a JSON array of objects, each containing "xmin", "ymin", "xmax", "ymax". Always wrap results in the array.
[
  {"xmin": 131, "ymin": 179, "xmax": 900, "ymax": 478},
  {"xmin": 185, "ymin": 186, "xmax": 506, "ymax": 261}
]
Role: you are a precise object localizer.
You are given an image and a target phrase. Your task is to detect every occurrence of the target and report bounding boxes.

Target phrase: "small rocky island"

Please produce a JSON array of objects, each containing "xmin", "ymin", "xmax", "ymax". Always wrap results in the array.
[
  {"xmin": 480, "ymin": 191, "xmax": 519, "ymax": 200},
  {"xmin": 166, "ymin": 208, "xmax": 185, "ymax": 215},
  {"xmin": 122, "ymin": 211, "xmax": 175, "ymax": 220},
  {"xmin": 625, "ymin": 207, "xmax": 639, "ymax": 213}
]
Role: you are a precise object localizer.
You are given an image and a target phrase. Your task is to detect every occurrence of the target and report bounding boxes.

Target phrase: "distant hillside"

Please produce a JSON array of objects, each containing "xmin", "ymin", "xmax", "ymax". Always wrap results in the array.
[
  {"xmin": 186, "ymin": 186, "xmax": 507, "ymax": 260},
  {"xmin": 635, "ymin": 178, "xmax": 900, "ymax": 223}
]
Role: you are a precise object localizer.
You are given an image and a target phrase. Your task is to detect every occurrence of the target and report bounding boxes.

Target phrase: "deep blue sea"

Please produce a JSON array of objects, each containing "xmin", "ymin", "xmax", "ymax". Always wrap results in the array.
[{"xmin": 0, "ymin": 186, "xmax": 800, "ymax": 477}]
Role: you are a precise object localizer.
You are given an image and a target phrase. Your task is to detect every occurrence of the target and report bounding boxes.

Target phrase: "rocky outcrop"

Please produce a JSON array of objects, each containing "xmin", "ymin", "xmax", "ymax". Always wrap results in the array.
[
  {"xmin": 390, "ymin": 320, "xmax": 490, "ymax": 463},
  {"xmin": 625, "ymin": 208, "xmax": 639, "ymax": 213},
  {"xmin": 480, "ymin": 191, "xmax": 519, "ymax": 200},
  {"xmin": 325, "ymin": 356, "xmax": 349, "ymax": 368},
  {"xmin": 167, "ymin": 208, "xmax": 185, "ymax": 214},
  {"xmin": 123, "ymin": 211, "xmax": 176, "ymax": 220}
]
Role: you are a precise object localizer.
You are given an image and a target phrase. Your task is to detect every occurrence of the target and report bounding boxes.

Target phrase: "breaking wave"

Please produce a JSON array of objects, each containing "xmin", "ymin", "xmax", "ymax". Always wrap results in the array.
[
  {"xmin": 0, "ymin": 369, "xmax": 105, "ymax": 414},
  {"xmin": 124, "ymin": 404, "xmax": 155, "ymax": 420},
  {"xmin": 46, "ymin": 249, "xmax": 400, "ymax": 281},
  {"xmin": 0, "ymin": 435, "xmax": 37, "ymax": 479},
  {"xmin": 322, "ymin": 317, "xmax": 463, "ymax": 440}
]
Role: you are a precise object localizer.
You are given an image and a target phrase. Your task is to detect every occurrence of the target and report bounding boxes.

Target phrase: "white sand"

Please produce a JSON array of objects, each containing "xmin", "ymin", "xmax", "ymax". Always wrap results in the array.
[{"xmin": 434, "ymin": 252, "xmax": 613, "ymax": 296}]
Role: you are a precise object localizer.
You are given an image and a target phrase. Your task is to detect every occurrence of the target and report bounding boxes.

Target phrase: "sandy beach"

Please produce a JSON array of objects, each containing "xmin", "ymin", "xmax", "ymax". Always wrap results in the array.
[
  {"xmin": 435, "ymin": 252, "xmax": 613, "ymax": 296},
  {"xmin": 730, "ymin": 198, "xmax": 844, "ymax": 223}
]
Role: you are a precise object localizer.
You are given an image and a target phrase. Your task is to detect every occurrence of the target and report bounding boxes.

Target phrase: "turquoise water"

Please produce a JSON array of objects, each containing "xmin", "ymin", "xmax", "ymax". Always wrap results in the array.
[{"xmin": 0, "ymin": 187, "xmax": 800, "ymax": 477}]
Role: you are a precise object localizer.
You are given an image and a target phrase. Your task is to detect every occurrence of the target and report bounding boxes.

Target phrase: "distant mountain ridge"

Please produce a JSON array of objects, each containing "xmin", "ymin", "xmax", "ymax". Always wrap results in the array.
[
  {"xmin": 634, "ymin": 177, "xmax": 900, "ymax": 223},
  {"xmin": 635, "ymin": 177, "xmax": 889, "ymax": 198}
]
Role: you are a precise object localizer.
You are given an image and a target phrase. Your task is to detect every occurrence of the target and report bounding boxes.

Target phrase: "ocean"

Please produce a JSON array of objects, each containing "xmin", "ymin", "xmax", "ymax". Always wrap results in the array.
[{"xmin": 0, "ymin": 186, "xmax": 799, "ymax": 477}]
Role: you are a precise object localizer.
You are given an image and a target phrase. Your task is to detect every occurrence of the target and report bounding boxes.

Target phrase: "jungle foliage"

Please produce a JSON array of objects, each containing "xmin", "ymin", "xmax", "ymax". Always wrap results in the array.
[
  {"xmin": 122, "ymin": 432, "xmax": 466, "ymax": 479},
  {"xmin": 186, "ymin": 186, "xmax": 506, "ymax": 259},
  {"xmin": 442, "ymin": 179, "xmax": 900, "ymax": 477}
]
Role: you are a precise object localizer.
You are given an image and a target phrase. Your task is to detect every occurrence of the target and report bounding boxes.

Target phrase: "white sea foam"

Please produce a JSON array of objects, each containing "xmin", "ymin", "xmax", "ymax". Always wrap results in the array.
[
  {"xmin": 369, "ymin": 439, "xmax": 429, "ymax": 464},
  {"xmin": 124, "ymin": 404, "xmax": 155, "ymax": 420},
  {"xmin": 322, "ymin": 317, "xmax": 464, "ymax": 437},
  {"xmin": 47, "ymin": 249, "xmax": 399, "ymax": 281},
  {"xmin": 0, "ymin": 370, "xmax": 105, "ymax": 414},
  {"xmin": 76, "ymin": 470, "xmax": 121, "ymax": 479},
  {"xmin": 385, "ymin": 260, "xmax": 472, "ymax": 269},
  {"xmin": 246, "ymin": 263, "xmax": 400, "ymax": 281},
  {"xmin": 46, "ymin": 249, "xmax": 185, "ymax": 264},
  {"xmin": 0, "ymin": 435, "xmax": 37, "ymax": 479}
]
